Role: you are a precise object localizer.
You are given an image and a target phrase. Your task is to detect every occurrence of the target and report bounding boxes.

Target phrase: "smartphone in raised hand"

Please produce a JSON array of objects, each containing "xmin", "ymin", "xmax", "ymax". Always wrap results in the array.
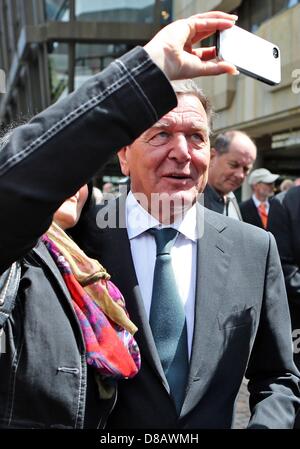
[{"xmin": 215, "ymin": 25, "xmax": 281, "ymax": 86}]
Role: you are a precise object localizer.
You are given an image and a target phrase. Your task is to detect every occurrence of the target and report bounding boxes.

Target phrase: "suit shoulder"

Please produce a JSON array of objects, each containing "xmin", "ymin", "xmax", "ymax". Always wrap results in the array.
[
  {"xmin": 239, "ymin": 198, "xmax": 253, "ymax": 206},
  {"xmin": 239, "ymin": 198, "xmax": 253, "ymax": 209},
  {"xmin": 203, "ymin": 206, "xmax": 270, "ymax": 246},
  {"xmin": 270, "ymin": 191, "xmax": 286, "ymax": 207},
  {"xmin": 283, "ymin": 186, "xmax": 300, "ymax": 207},
  {"xmin": 270, "ymin": 188, "xmax": 300, "ymax": 216}
]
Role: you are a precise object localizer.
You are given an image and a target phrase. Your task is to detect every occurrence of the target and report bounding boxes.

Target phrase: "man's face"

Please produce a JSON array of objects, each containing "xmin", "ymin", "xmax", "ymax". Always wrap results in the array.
[
  {"xmin": 209, "ymin": 135, "xmax": 257, "ymax": 195},
  {"xmin": 54, "ymin": 185, "xmax": 88, "ymax": 230},
  {"xmin": 253, "ymin": 182, "xmax": 274, "ymax": 200},
  {"xmin": 118, "ymin": 94, "xmax": 210, "ymax": 220}
]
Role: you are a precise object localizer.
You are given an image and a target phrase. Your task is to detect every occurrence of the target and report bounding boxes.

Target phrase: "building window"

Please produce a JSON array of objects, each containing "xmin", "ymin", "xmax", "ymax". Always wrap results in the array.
[
  {"xmin": 45, "ymin": 0, "xmax": 70, "ymax": 21},
  {"xmin": 44, "ymin": 0, "xmax": 173, "ymax": 24},
  {"xmin": 160, "ymin": 0, "xmax": 172, "ymax": 24},
  {"xmin": 75, "ymin": 0, "xmax": 156, "ymax": 23},
  {"xmin": 250, "ymin": 0, "xmax": 272, "ymax": 31},
  {"xmin": 233, "ymin": 0, "xmax": 300, "ymax": 32},
  {"xmin": 288, "ymin": 0, "xmax": 300, "ymax": 7},
  {"xmin": 48, "ymin": 42, "xmax": 69, "ymax": 102},
  {"xmin": 74, "ymin": 42, "xmax": 133, "ymax": 90}
]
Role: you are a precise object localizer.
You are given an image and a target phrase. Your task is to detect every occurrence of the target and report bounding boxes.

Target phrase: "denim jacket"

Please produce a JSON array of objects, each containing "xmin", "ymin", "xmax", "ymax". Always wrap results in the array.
[{"xmin": 0, "ymin": 47, "xmax": 176, "ymax": 428}]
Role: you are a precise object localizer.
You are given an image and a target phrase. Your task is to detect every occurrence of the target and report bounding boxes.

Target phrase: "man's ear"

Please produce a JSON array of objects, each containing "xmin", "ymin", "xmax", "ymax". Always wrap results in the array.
[{"xmin": 118, "ymin": 147, "xmax": 130, "ymax": 176}]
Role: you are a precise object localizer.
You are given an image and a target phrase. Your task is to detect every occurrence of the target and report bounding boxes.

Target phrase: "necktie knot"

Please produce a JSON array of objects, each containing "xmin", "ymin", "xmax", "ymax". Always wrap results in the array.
[
  {"xmin": 259, "ymin": 202, "xmax": 267, "ymax": 212},
  {"xmin": 148, "ymin": 228, "xmax": 178, "ymax": 256}
]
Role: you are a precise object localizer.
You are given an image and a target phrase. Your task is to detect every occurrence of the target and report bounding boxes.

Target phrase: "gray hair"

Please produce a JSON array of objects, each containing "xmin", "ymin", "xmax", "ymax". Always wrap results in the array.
[
  {"xmin": 170, "ymin": 79, "xmax": 213, "ymax": 130},
  {"xmin": 213, "ymin": 130, "xmax": 256, "ymax": 155}
]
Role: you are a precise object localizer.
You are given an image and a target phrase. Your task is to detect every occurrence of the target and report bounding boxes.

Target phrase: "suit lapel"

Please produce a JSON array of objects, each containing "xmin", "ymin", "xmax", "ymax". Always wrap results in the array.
[
  {"xmin": 181, "ymin": 207, "xmax": 233, "ymax": 416},
  {"xmin": 231, "ymin": 195, "xmax": 243, "ymax": 221}
]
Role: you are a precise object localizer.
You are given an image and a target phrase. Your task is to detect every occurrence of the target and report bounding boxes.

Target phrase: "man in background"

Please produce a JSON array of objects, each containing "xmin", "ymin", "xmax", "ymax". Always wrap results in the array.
[
  {"xmin": 240, "ymin": 168, "xmax": 279, "ymax": 228},
  {"xmin": 280, "ymin": 179, "xmax": 294, "ymax": 192},
  {"xmin": 268, "ymin": 185, "xmax": 300, "ymax": 428},
  {"xmin": 204, "ymin": 130, "xmax": 257, "ymax": 220},
  {"xmin": 80, "ymin": 81, "xmax": 300, "ymax": 429}
]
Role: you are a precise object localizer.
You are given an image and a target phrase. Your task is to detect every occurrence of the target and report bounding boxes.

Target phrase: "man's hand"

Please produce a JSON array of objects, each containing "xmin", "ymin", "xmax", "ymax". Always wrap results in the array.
[{"xmin": 144, "ymin": 11, "xmax": 238, "ymax": 80}]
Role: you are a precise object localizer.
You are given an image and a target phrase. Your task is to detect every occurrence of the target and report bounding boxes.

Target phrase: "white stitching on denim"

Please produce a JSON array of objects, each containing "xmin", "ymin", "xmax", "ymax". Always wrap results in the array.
[
  {"xmin": 0, "ymin": 76, "xmax": 125, "ymax": 176},
  {"xmin": 0, "ymin": 263, "xmax": 16, "ymax": 306},
  {"xmin": 7, "ymin": 339, "xmax": 24, "ymax": 426},
  {"xmin": 57, "ymin": 366, "xmax": 79, "ymax": 374},
  {"xmin": 74, "ymin": 354, "xmax": 86, "ymax": 429},
  {"xmin": 129, "ymin": 56, "xmax": 151, "ymax": 74},
  {"xmin": 0, "ymin": 56, "xmax": 152, "ymax": 176},
  {"xmin": 116, "ymin": 59, "xmax": 158, "ymax": 122}
]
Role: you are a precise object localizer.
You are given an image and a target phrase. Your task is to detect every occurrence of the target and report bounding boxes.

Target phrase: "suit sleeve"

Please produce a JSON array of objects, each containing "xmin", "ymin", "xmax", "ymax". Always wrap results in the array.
[
  {"xmin": 0, "ymin": 47, "xmax": 176, "ymax": 274},
  {"xmin": 246, "ymin": 232, "xmax": 300, "ymax": 429},
  {"xmin": 268, "ymin": 195, "xmax": 300, "ymax": 305}
]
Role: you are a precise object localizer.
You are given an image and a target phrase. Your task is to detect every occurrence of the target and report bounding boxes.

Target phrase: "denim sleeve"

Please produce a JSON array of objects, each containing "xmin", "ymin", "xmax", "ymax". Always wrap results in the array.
[{"xmin": 0, "ymin": 47, "xmax": 177, "ymax": 273}]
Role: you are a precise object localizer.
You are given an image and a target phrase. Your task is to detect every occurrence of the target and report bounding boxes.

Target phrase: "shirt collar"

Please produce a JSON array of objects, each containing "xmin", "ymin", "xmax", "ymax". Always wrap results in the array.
[
  {"xmin": 207, "ymin": 184, "xmax": 225, "ymax": 203},
  {"xmin": 252, "ymin": 194, "xmax": 268, "ymax": 208},
  {"xmin": 126, "ymin": 191, "xmax": 197, "ymax": 242},
  {"xmin": 206, "ymin": 184, "xmax": 237, "ymax": 204},
  {"xmin": 207, "ymin": 184, "xmax": 237, "ymax": 205},
  {"xmin": 226, "ymin": 191, "xmax": 235, "ymax": 200}
]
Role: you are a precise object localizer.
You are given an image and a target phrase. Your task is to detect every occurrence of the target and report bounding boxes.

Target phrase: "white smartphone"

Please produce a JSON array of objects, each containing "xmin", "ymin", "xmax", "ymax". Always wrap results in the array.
[{"xmin": 215, "ymin": 25, "xmax": 281, "ymax": 86}]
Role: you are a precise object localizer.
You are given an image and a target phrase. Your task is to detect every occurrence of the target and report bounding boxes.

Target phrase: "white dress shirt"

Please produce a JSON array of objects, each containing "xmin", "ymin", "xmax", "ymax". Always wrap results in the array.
[
  {"xmin": 226, "ymin": 191, "xmax": 241, "ymax": 220},
  {"xmin": 126, "ymin": 191, "xmax": 197, "ymax": 358},
  {"xmin": 252, "ymin": 194, "xmax": 270, "ymax": 213}
]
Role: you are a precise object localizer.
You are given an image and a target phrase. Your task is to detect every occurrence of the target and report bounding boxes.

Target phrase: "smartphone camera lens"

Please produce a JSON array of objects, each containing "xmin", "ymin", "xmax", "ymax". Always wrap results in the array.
[{"xmin": 273, "ymin": 47, "xmax": 279, "ymax": 58}]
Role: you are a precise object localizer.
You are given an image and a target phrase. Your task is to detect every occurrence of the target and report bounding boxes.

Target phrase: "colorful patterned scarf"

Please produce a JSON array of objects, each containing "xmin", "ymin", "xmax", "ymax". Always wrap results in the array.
[{"xmin": 42, "ymin": 222, "xmax": 140, "ymax": 379}]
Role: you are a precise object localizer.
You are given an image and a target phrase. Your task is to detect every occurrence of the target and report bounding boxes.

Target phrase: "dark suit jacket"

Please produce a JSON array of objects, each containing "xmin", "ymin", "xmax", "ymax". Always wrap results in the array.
[
  {"xmin": 268, "ymin": 186, "xmax": 300, "ymax": 370},
  {"xmin": 203, "ymin": 184, "xmax": 243, "ymax": 220},
  {"xmin": 79, "ymin": 196, "xmax": 300, "ymax": 429},
  {"xmin": 239, "ymin": 198, "xmax": 264, "ymax": 228}
]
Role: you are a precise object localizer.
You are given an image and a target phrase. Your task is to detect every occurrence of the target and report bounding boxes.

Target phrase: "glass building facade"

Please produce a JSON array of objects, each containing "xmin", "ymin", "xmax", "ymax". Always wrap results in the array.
[
  {"xmin": 0, "ymin": 0, "xmax": 172, "ymax": 177},
  {"xmin": 232, "ymin": 0, "xmax": 300, "ymax": 32},
  {"xmin": 0, "ymin": 0, "xmax": 172, "ymax": 123}
]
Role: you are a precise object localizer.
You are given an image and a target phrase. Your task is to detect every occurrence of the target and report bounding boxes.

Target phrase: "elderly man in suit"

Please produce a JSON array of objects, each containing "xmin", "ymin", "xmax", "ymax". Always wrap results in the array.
[
  {"xmin": 80, "ymin": 80, "xmax": 300, "ymax": 429},
  {"xmin": 268, "ymin": 186, "xmax": 300, "ymax": 428},
  {"xmin": 240, "ymin": 168, "xmax": 279, "ymax": 229},
  {"xmin": 203, "ymin": 131, "xmax": 257, "ymax": 220}
]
